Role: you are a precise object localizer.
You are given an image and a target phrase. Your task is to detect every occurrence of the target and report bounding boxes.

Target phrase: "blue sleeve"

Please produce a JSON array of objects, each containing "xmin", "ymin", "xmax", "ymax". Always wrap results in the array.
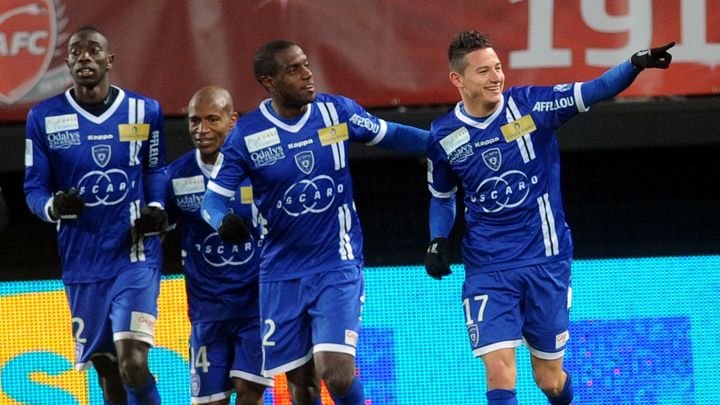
[
  {"xmin": 581, "ymin": 60, "xmax": 641, "ymax": 106},
  {"xmin": 23, "ymin": 108, "xmax": 55, "ymax": 222},
  {"xmin": 375, "ymin": 122, "xmax": 430, "ymax": 153},
  {"xmin": 201, "ymin": 188, "xmax": 231, "ymax": 230},
  {"xmin": 429, "ymin": 194, "xmax": 456, "ymax": 239},
  {"xmin": 142, "ymin": 103, "xmax": 167, "ymax": 208}
]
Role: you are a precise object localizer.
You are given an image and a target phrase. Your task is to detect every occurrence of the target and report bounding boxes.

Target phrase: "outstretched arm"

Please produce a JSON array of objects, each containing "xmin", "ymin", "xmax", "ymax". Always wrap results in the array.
[
  {"xmin": 372, "ymin": 122, "xmax": 430, "ymax": 153},
  {"xmin": 582, "ymin": 42, "xmax": 674, "ymax": 106}
]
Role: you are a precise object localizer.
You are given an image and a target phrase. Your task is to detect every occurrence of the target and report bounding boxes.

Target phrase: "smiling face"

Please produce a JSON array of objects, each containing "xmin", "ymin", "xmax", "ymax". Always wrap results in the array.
[
  {"xmin": 65, "ymin": 29, "xmax": 113, "ymax": 89},
  {"xmin": 450, "ymin": 47, "xmax": 505, "ymax": 117},
  {"xmin": 187, "ymin": 87, "xmax": 238, "ymax": 164}
]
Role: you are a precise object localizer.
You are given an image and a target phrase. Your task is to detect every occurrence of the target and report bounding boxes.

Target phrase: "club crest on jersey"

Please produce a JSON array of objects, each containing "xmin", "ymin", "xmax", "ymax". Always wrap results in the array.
[
  {"xmin": 0, "ymin": 0, "xmax": 59, "ymax": 104},
  {"xmin": 482, "ymin": 148, "xmax": 501, "ymax": 171},
  {"xmin": 467, "ymin": 324, "xmax": 480, "ymax": 347},
  {"xmin": 91, "ymin": 144, "xmax": 111, "ymax": 168},
  {"xmin": 294, "ymin": 151, "xmax": 315, "ymax": 175},
  {"xmin": 240, "ymin": 186, "xmax": 253, "ymax": 204}
]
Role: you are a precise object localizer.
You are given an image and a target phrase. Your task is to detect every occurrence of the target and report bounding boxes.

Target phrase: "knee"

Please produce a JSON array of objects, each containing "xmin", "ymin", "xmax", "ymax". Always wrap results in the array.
[
  {"xmin": 118, "ymin": 351, "xmax": 149, "ymax": 386},
  {"xmin": 533, "ymin": 369, "xmax": 565, "ymax": 396},
  {"xmin": 318, "ymin": 367, "xmax": 354, "ymax": 395}
]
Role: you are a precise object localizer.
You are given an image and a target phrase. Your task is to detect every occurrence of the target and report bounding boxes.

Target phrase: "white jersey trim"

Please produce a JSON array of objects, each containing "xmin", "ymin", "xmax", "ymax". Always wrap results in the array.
[
  {"xmin": 259, "ymin": 99, "xmax": 312, "ymax": 132},
  {"xmin": 64, "ymin": 85, "xmax": 126, "ymax": 124},
  {"xmin": 75, "ymin": 352, "xmax": 118, "ymax": 371},
  {"xmin": 262, "ymin": 349, "xmax": 313, "ymax": 377},
  {"xmin": 207, "ymin": 181, "xmax": 235, "ymax": 198},
  {"xmin": 454, "ymin": 96, "xmax": 505, "ymax": 129},
  {"xmin": 191, "ymin": 389, "xmax": 234, "ymax": 404},
  {"xmin": 525, "ymin": 343, "xmax": 567, "ymax": 360},
  {"xmin": 537, "ymin": 193, "xmax": 560, "ymax": 256},
  {"xmin": 112, "ymin": 331, "xmax": 154, "ymax": 346},
  {"xmin": 195, "ymin": 149, "xmax": 214, "ymax": 178},
  {"xmin": 229, "ymin": 370, "xmax": 275, "ymax": 387},
  {"xmin": 338, "ymin": 204, "xmax": 354, "ymax": 260},
  {"xmin": 428, "ymin": 185, "xmax": 457, "ymax": 199},
  {"xmin": 313, "ymin": 343, "xmax": 357, "ymax": 356},
  {"xmin": 365, "ymin": 119, "xmax": 388, "ymax": 146},
  {"xmin": 472, "ymin": 339, "xmax": 523, "ymax": 357},
  {"xmin": 506, "ymin": 96, "xmax": 536, "ymax": 163},
  {"xmin": 574, "ymin": 82, "xmax": 589, "ymax": 113}
]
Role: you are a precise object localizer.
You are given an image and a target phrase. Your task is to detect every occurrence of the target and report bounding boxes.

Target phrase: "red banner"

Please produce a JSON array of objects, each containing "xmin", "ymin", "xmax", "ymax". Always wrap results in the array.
[{"xmin": 1, "ymin": 0, "xmax": 718, "ymax": 122}]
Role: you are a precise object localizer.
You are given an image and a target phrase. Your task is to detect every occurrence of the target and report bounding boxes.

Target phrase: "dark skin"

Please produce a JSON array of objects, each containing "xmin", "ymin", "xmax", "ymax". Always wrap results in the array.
[
  {"xmin": 65, "ymin": 30, "xmax": 114, "ymax": 104},
  {"xmin": 63, "ymin": 29, "xmax": 153, "ymax": 404},
  {"xmin": 187, "ymin": 86, "xmax": 266, "ymax": 405},
  {"xmin": 258, "ymin": 45, "xmax": 358, "ymax": 404},
  {"xmin": 259, "ymin": 45, "xmax": 316, "ymax": 119}
]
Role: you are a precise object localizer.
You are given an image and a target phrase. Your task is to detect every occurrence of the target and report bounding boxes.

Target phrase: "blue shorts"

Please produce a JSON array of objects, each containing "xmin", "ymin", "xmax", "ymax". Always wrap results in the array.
[
  {"xmin": 260, "ymin": 266, "xmax": 364, "ymax": 377},
  {"xmin": 462, "ymin": 259, "xmax": 572, "ymax": 359},
  {"xmin": 190, "ymin": 318, "xmax": 274, "ymax": 404},
  {"xmin": 64, "ymin": 266, "xmax": 160, "ymax": 370}
]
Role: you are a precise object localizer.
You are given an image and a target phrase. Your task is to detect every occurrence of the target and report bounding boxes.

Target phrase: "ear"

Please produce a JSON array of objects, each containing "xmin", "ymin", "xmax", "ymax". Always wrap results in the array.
[
  {"xmin": 106, "ymin": 53, "xmax": 115, "ymax": 71},
  {"xmin": 260, "ymin": 75, "xmax": 275, "ymax": 93},
  {"xmin": 230, "ymin": 111, "xmax": 239, "ymax": 126},
  {"xmin": 449, "ymin": 71, "xmax": 463, "ymax": 90}
]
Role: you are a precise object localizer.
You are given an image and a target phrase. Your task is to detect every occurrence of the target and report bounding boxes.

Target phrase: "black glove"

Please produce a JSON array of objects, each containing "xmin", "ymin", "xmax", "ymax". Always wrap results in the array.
[
  {"xmin": 218, "ymin": 213, "xmax": 250, "ymax": 244},
  {"xmin": 630, "ymin": 42, "xmax": 674, "ymax": 70},
  {"xmin": 425, "ymin": 237, "xmax": 451, "ymax": 280},
  {"xmin": 134, "ymin": 206, "xmax": 168, "ymax": 235},
  {"xmin": 50, "ymin": 188, "xmax": 85, "ymax": 220}
]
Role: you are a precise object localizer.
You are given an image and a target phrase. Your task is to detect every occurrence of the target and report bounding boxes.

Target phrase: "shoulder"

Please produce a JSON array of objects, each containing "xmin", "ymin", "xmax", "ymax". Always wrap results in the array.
[
  {"xmin": 29, "ymin": 92, "xmax": 67, "ymax": 116},
  {"xmin": 315, "ymin": 93, "xmax": 356, "ymax": 112},
  {"xmin": 429, "ymin": 107, "xmax": 459, "ymax": 138},
  {"xmin": 167, "ymin": 150, "xmax": 196, "ymax": 175},
  {"xmin": 119, "ymin": 87, "xmax": 162, "ymax": 112}
]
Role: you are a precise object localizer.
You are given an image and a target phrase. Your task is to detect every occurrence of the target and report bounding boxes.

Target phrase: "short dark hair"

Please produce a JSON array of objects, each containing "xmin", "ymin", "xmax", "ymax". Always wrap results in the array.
[
  {"xmin": 252, "ymin": 39, "xmax": 297, "ymax": 82},
  {"xmin": 71, "ymin": 24, "xmax": 111, "ymax": 50},
  {"xmin": 448, "ymin": 31, "xmax": 492, "ymax": 73}
]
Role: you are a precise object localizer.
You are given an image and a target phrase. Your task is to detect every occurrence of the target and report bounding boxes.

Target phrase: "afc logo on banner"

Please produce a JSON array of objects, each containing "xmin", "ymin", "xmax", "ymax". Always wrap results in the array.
[{"xmin": 0, "ymin": 0, "xmax": 68, "ymax": 104}]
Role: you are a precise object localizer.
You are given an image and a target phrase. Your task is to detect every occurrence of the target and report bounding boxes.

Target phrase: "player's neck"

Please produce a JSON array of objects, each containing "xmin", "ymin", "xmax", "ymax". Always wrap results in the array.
[
  {"xmin": 73, "ymin": 79, "xmax": 111, "ymax": 105},
  {"xmin": 462, "ymin": 98, "xmax": 499, "ymax": 118},
  {"xmin": 270, "ymin": 99, "xmax": 308, "ymax": 120},
  {"xmin": 200, "ymin": 151, "xmax": 219, "ymax": 166}
]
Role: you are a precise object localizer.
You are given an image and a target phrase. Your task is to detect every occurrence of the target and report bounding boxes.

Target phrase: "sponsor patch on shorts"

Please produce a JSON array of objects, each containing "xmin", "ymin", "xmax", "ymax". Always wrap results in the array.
[
  {"xmin": 130, "ymin": 311, "xmax": 157, "ymax": 336},
  {"xmin": 555, "ymin": 330, "xmax": 569, "ymax": 349},
  {"xmin": 345, "ymin": 329, "xmax": 358, "ymax": 347}
]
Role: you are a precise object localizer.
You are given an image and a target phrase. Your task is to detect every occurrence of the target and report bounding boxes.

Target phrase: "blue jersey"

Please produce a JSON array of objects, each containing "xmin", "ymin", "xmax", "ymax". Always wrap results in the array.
[
  {"xmin": 208, "ymin": 94, "xmax": 390, "ymax": 281},
  {"xmin": 166, "ymin": 149, "xmax": 260, "ymax": 322},
  {"xmin": 428, "ymin": 83, "xmax": 589, "ymax": 274},
  {"xmin": 24, "ymin": 86, "xmax": 166, "ymax": 284}
]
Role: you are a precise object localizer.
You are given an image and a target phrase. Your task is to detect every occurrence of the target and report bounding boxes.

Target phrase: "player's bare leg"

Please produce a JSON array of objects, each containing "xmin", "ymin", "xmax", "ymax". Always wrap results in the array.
[
  {"xmin": 232, "ymin": 378, "xmax": 266, "ymax": 405},
  {"xmin": 286, "ymin": 360, "xmax": 321, "ymax": 405},
  {"xmin": 93, "ymin": 355, "xmax": 127, "ymax": 404},
  {"xmin": 531, "ymin": 355, "xmax": 573, "ymax": 404},
  {"xmin": 315, "ymin": 352, "xmax": 364, "ymax": 405},
  {"xmin": 116, "ymin": 339, "xmax": 160, "ymax": 404}
]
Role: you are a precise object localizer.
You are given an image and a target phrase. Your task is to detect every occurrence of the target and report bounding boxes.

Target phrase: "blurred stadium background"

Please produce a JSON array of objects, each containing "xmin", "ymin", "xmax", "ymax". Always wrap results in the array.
[{"xmin": 1, "ymin": 1, "xmax": 718, "ymax": 403}]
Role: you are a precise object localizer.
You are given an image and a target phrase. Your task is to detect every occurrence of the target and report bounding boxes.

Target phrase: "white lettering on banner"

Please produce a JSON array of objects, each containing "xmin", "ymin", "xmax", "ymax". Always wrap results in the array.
[
  {"xmin": 0, "ymin": 31, "xmax": 48, "ymax": 56},
  {"xmin": 509, "ymin": 0, "xmax": 719, "ymax": 68}
]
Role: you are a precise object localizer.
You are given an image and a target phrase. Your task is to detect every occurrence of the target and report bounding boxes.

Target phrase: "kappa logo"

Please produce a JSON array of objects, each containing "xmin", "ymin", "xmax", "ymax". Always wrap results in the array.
[{"xmin": 0, "ymin": 0, "xmax": 67, "ymax": 104}]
